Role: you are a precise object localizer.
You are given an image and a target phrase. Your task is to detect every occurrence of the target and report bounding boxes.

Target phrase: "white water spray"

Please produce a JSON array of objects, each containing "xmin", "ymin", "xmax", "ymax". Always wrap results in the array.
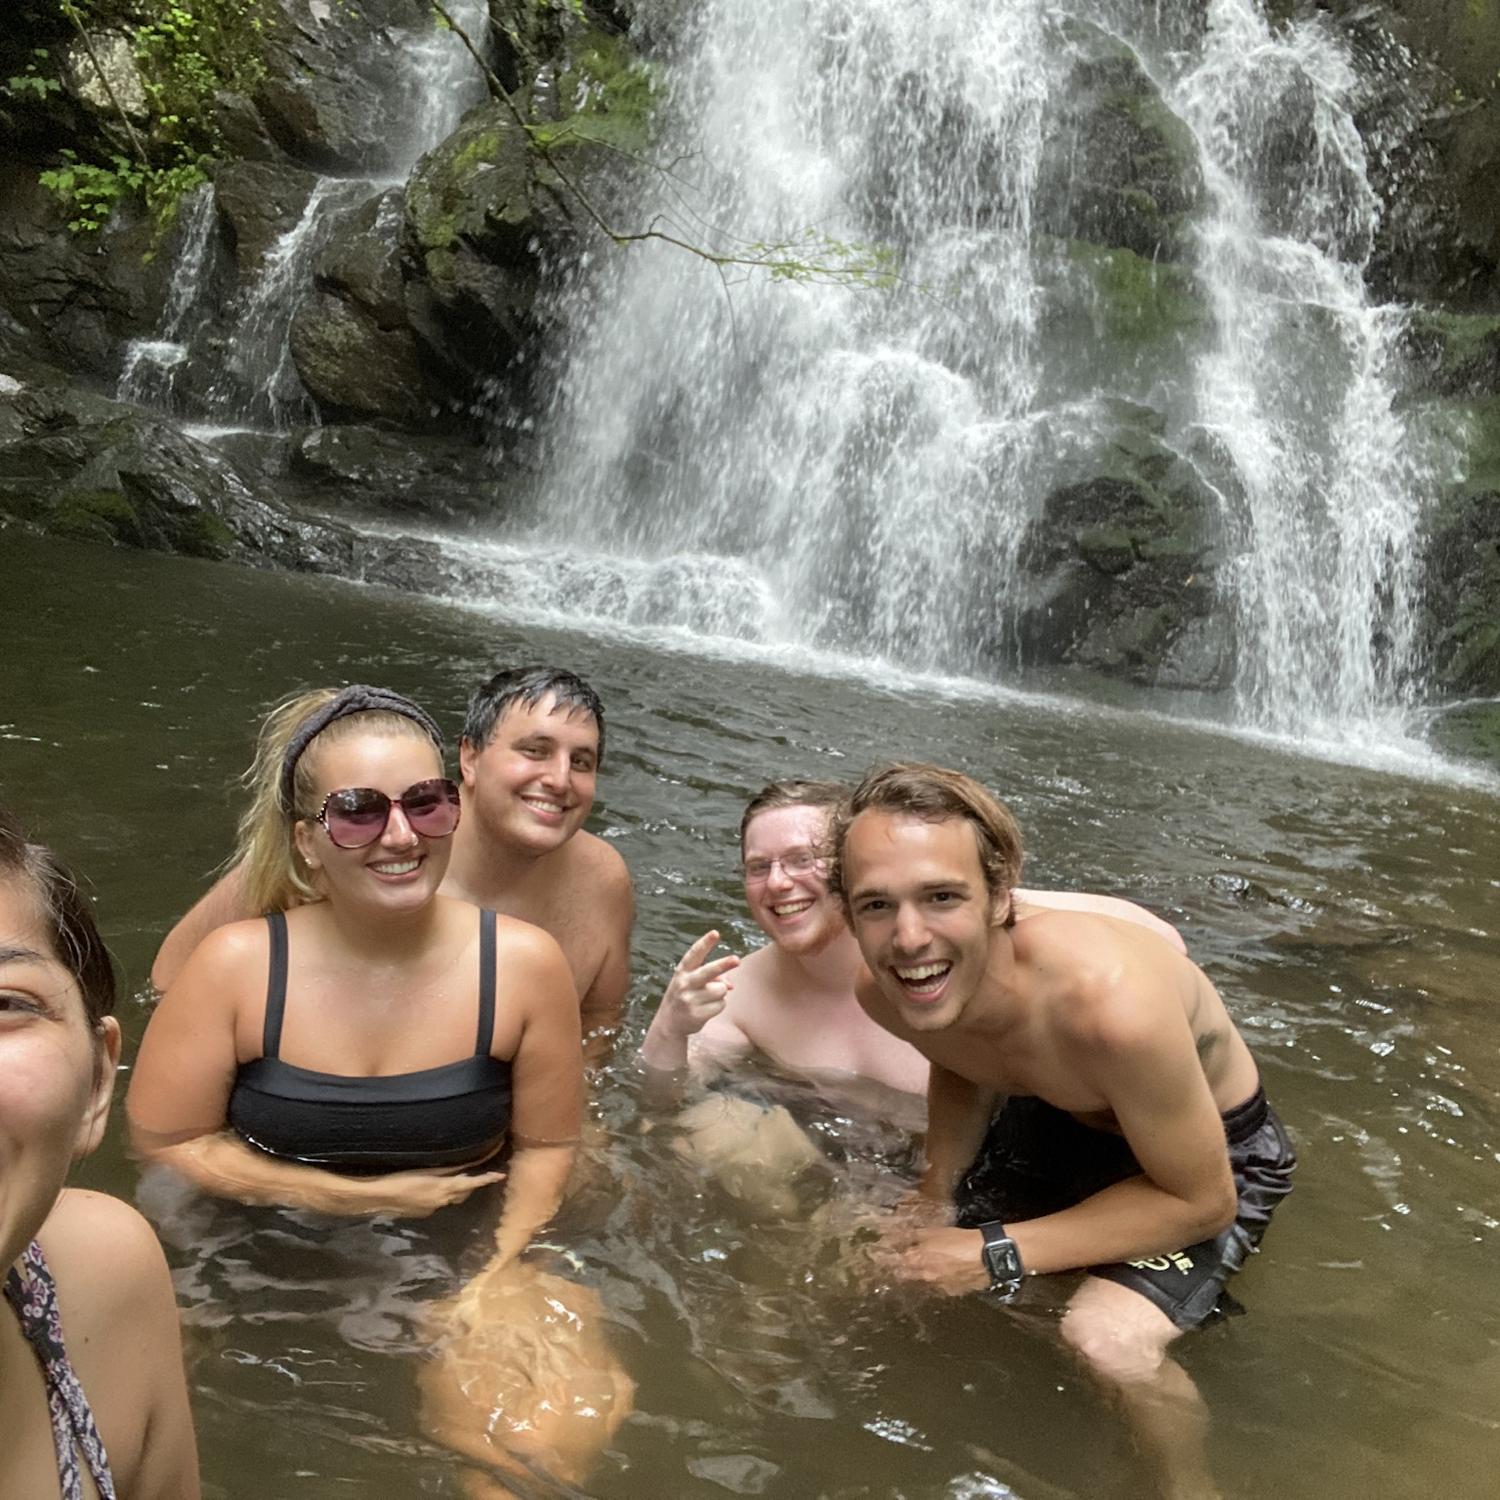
[
  {"xmin": 486, "ymin": 0, "xmax": 1446, "ymax": 743},
  {"xmin": 116, "ymin": 184, "xmax": 217, "ymax": 411}
]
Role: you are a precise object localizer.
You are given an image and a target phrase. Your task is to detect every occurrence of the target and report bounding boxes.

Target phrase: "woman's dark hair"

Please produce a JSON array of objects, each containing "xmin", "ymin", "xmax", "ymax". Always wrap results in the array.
[{"xmin": 0, "ymin": 809, "xmax": 117, "ymax": 1025}]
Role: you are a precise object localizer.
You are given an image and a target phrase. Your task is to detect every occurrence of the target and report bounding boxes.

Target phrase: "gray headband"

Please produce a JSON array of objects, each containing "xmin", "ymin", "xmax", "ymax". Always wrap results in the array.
[{"xmin": 279, "ymin": 685, "xmax": 445, "ymax": 813}]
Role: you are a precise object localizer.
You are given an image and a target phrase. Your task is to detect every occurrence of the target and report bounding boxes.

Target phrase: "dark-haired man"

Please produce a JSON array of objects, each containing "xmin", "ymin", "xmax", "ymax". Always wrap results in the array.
[
  {"xmin": 831, "ymin": 761, "xmax": 1294, "ymax": 1500},
  {"xmin": 152, "ymin": 667, "xmax": 634, "ymax": 1048}
]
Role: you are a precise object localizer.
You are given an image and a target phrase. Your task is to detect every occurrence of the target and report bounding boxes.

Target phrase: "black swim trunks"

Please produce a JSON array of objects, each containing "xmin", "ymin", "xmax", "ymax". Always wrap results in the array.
[{"xmin": 954, "ymin": 1086, "xmax": 1295, "ymax": 1329}]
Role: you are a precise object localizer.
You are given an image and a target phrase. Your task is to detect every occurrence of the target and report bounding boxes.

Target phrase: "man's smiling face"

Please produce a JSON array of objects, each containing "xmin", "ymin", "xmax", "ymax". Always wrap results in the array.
[
  {"xmin": 742, "ymin": 804, "xmax": 845, "ymax": 957},
  {"xmin": 459, "ymin": 694, "xmax": 599, "ymax": 857},
  {"xmin": 842, "ymin": 810, "xmax": 1007, "ymax": 1032}
]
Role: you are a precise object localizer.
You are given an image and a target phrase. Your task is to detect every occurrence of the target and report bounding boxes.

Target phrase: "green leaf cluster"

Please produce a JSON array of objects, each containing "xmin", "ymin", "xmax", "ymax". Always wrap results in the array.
[{"xmin": 35, "ymin": 0, "xmax": 269, "ymax": 235}]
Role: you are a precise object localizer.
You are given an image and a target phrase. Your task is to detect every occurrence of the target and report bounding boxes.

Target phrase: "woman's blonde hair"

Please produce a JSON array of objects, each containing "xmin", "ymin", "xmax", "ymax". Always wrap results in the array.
[{"xmin": 235, "ymin": 688, "xmax": 443, "ymax": 914}]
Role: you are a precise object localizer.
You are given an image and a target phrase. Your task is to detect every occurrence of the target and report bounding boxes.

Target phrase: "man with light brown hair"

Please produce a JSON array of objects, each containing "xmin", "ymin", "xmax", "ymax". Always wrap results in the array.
[
  {"xmin": 641, "ymin": 777, "xmax": 1187, "ymax": 1096},
  {"xmin": 831, "ymin": 762, "xmax": 1294, "ymax": 1500}
]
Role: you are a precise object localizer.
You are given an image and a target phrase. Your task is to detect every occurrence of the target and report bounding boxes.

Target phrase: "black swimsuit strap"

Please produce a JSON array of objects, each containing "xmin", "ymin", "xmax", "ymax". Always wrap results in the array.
[
  {"xmin": 476, "ymin": 908, "xmax": 497, "ymax": 1056},
  {"xmin": 263, "ymin": 911, "xmax": 289, "ymax": 1059}
]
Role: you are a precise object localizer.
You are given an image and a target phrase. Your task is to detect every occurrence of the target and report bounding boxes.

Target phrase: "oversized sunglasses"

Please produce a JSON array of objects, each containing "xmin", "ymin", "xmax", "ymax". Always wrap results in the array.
[{"xmin": 314, "ymin": 778, "xmax": 462, "ymax": 849}]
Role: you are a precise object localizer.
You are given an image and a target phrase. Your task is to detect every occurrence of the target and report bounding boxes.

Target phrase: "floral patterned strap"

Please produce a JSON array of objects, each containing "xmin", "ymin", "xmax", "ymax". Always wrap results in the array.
[{"xmin": 4, "ymin": 1241, "xmax": 117, "ymax": 1500}]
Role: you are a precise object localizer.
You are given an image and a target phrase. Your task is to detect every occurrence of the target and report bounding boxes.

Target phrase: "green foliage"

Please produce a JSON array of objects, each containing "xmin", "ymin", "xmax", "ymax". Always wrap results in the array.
[
  {"xmin": 39, "ymin": 148, "xmax": 144, "ymax": 231},
  {"xmin": 4, "ymin": 48, "xmax": 63, "ymax": 100},
  {"xmin": 34, "ymin": 0, "xmax": 268, "ymax": 234}
]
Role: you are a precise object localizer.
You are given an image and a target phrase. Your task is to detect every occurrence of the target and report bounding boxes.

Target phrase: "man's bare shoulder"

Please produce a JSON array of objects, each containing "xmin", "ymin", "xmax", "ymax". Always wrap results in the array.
[
  {"xmin": 564, "ymin": 829, "xmax": 633, "ymax": 906},
  {"xmin": 1013, "ymin": 912, "xmax": 1190, "ymax": 1044},
  {"xmin": 719, "ymin": 943, "xmax": 780, "ymax": 1026}
]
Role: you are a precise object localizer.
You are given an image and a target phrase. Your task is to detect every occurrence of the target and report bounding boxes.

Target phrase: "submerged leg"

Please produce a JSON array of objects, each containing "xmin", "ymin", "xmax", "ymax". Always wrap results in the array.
[
  {"xmin": 421, "ymin": 1259, "xmax": 634, "ymax": 1493},
  {"xmin": 1059, "ymin": 1276, "xmax": 1221, "ymax": 1500}
]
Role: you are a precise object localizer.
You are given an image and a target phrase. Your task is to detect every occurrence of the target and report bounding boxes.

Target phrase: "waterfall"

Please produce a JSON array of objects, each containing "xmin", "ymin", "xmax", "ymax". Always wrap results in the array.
[
  {"xmin": 118, "ymin": 5, "xmax": 491, "ymax": 432},
  {"xmin": 1163, "ymin": 0, "xmax": 1438, "ymax": 737},
  {"xmin": 403, "ymin": 0, "xmax": 491, "ymax": 164},
  {"xmin": 480, "ymin": 0, "xmax": 1446, "ymax": 741},
  {"xmin": 205, "ymin": 176, "xmax": 371, "ymax": 430},
  {"xmin": 116, "ymin": 184, "xmax": 217, "ymax": 411}
]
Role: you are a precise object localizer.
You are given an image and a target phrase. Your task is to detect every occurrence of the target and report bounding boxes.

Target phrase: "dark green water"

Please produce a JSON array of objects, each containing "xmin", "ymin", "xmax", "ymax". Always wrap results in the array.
[{"xmin": 4, "ymin": 533, "xmax": 1498, "ymax": 1499}]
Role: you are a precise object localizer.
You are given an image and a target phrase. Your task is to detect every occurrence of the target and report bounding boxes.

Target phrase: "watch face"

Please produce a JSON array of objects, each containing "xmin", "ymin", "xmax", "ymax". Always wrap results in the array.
[{"xmin": 982, "ymin": 1236, "xmax": 1023, "ymax": 1285}]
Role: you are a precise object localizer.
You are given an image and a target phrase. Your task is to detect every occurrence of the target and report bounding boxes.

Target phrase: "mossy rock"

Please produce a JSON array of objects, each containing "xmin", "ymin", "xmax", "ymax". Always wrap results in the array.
[
  {"xmin": 536, "ymin": 29, "xmax": 659, "ymax": 155},
  {"xmin": 1401, "ymin": 311, "xmax": 1500, "ymax": 398},
  {"xmin": 1065, "ymin": 241, "xmax": 1204, "ymax": 348},
  {"xmin": 1037, "ymin": 40, "xmax": 1203, "ymax": 261}
]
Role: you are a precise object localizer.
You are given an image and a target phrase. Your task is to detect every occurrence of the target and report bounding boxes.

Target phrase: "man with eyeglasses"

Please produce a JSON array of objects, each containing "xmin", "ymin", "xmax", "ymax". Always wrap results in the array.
[
  {"xmin": 639, "ymin": 778, "xmax": 1184, "ymax": 1095},
  {"xmin": 153, "ymin": 667, "xmax": 634, "ymax": 1055}
]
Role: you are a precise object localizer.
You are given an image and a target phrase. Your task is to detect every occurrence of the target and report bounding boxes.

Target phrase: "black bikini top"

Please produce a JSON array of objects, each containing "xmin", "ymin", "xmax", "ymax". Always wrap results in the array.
[{"xmin": 227, "ymin": 908, "xmax": 513, "ymax": 1176}]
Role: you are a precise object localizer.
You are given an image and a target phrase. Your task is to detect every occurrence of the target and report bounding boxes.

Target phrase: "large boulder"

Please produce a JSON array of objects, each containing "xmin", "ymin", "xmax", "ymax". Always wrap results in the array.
[
  {"xmin": 212, "ymin": 159, "xmax": 320, "ymax": 281},
  {"xmin": 401, "ymin": 101, "xmax": 584, "ymax": 393},
  {"xmin": 251, "ymin": 0, "xmax": 459, "ymax": 172},
  {"xmin": 1038, "ymin": 38, "xmax": 1204, "ymax": 262},
  {"xmin": 1012, "ymin": 406, "xmax": 1228, "ymax": 687},
  {"xmin": 0, "ymin": 161, "xmax": 170, "ymax": 380},
  {"xmin": 288, "ymin": 423, "xmax": 496, "ymax": 522},
  {"xmin": 289, "ymin": 188, "xmax": 435, "ymax": 424}
]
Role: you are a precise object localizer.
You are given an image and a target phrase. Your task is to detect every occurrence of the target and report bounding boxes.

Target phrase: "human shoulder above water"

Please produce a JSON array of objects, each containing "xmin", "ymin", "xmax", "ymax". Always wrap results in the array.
[
  {"xmin": 0, "ymin": 810, "xmax": 199, "ymax": 1500},
  {"xmin": 150, "ymin": 665, "xmax": 635, "ymax": 1042}
]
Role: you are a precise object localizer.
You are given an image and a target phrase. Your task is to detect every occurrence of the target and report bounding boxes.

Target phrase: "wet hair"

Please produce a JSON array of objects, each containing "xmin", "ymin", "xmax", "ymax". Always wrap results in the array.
[
  {"xmin": 738, "ymin": 778, "xmax": 850, "ymax": 851},
  {"xmin": 828, "ymin": 762, "xmax": 1024, "ymax": 925},
  {"xmin": 236, "ymin": 686, "xmax": 446, "ymax": 915},
  {"xmin": 461, "ymin": 666, "xmax": 606, "ymax": 767},
  {"xmin": 0, "ymin": 809, "xmax": 117, "ymax": 1027}
]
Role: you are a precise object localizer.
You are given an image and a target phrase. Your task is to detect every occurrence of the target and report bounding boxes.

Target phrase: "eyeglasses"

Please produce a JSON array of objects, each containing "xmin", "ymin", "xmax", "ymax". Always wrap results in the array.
[
  {"xmin": 743, "ymin": 847, "xmax": 824, "ymax": 884},
  {"xmin": 314, "ymin": 778, "xmax": 462, "ymax": 849}
]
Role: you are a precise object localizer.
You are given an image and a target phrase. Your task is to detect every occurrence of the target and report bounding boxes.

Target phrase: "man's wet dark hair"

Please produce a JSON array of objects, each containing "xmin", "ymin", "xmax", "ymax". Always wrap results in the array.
[
  {"xmin": 462, "ymin": 666, "xmax": 607, "ymax": 766},
  {"xmin": 739, "ymin": 778, "xmax": 850, "ymax": 850},
  {"xmin": 0, "ymin": 809, "xmax": 117, "ymax": 1026}
]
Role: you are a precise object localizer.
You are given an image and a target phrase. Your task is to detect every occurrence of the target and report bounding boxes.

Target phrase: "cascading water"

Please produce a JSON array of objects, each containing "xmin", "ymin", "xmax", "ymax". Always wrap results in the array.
[
  {"xmin": 121, "ymin": 3, "xmax": 490, "ymax": 432},
  {"xmin": 116, "ymin": 184, "xmax": 218, "ymax": 412},
  {"xmin": 205, "ymin": 176, "xmax": 372, "ymax": 429},
  {"xmin": 484, "ymin": 0, "xmax": 1448, "ymax": 743},
  {"xmin": 1162, "ymin": 0, "xmax": 1439, "ymax": 737}
]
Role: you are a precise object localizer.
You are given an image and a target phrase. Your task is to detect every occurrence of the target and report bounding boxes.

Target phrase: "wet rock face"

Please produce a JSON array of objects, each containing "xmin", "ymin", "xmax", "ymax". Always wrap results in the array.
[
  {"xmin": 1012, "ymin": 413, "xmax": 1229, "ymax": 688},
  {"xmin": 400, "ymin": 101, "xmax": 578, "ymax": 390},
  {"xmin": 0, "ymin": 163, "xmax": 169, "ymax": 381},
  {"xmin": 1038, "ymin": 46, "xmax": 1204, "ymax": 262},
  {"xmin": 213, "ymin": 159, "xmax": 321, "ymax": 281},
  {"xmin": 0, "ymin": 357, "xmax": 492, "ymax": 592},
  {"xmin": 290, "ymin": 188, "xmax": 434, "ymax": 424},
  {"xmin": 290, "ymin": 424, "xmax": 496, "ymax": 523},
  {"xmin": 252, "ymin": 0, "xmax": 437, "ymax": 172}
]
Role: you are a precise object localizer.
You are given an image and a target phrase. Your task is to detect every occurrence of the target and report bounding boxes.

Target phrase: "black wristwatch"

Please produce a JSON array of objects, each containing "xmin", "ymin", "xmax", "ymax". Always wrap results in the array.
[{"xmin": 977, "ymin": 1221, "xmax": 1025, "ymax": 1296}]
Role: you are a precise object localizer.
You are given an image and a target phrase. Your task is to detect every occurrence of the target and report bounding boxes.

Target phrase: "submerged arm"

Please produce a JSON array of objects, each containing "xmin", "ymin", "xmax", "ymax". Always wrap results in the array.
[{"xmin": 578, "ymin": 855, "xmax": 636, "ymax": 1066}]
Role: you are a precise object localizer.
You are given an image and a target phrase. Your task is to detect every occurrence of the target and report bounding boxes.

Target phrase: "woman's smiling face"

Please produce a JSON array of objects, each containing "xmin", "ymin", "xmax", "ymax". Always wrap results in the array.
[
  {"xmin": 292, "ymin": 730, "xmax": 455, "ymax": 913},
  {"xmin": 0, "ymin": 875, "xmax": 119, "ymax": 1270}
]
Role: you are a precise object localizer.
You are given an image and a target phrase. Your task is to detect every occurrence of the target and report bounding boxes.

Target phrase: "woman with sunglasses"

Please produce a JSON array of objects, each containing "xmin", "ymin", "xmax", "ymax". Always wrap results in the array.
[
  {"xmin": 126, "ymin": 684, "xmax": 581, "ymax": 1245},
  {"xmin": 128, "ymin": 686, "xmax": 630, "ymax": 1487},
  {"xmin": 2, "ymin": 810, "xmax": 200, "ymax": 1499}
]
